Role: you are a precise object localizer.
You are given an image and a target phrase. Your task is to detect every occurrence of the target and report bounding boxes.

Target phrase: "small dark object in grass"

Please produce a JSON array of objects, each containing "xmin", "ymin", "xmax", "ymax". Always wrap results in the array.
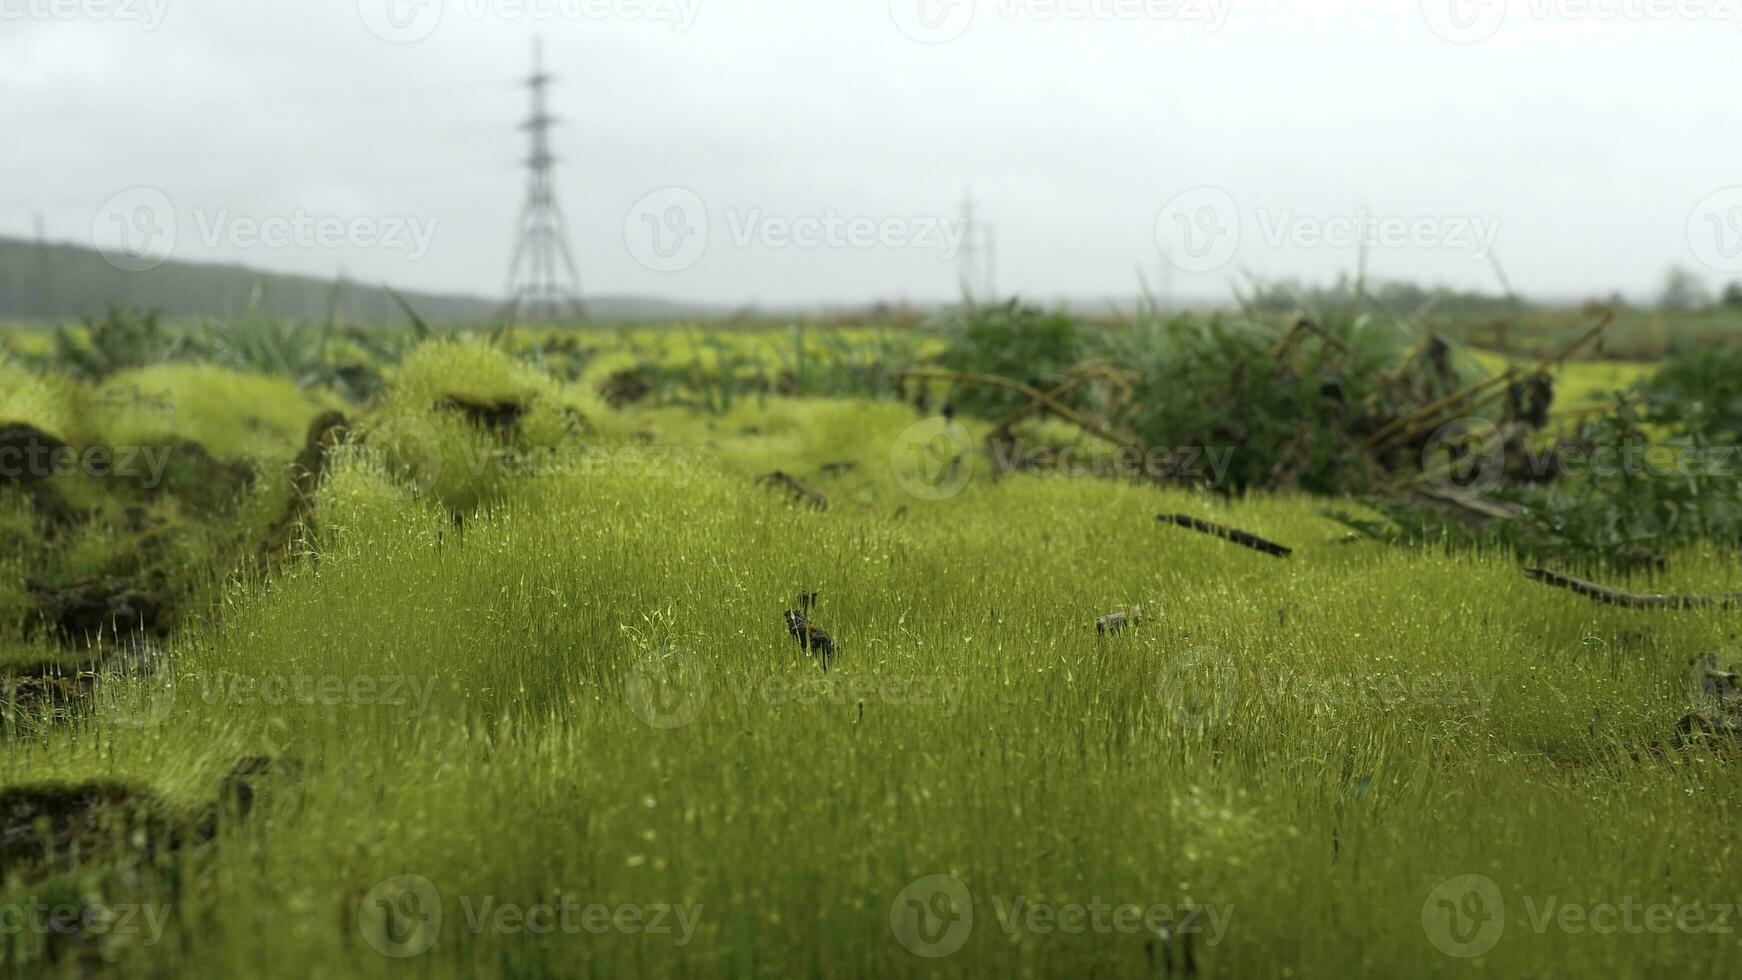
[
  {"xmin": 1159, "ymin": 514, "xmax": 1293, "ymax": 558},
  {"xmin": 757, "ymin": 471, "xmax": 827, "ymax": 510},
  {"xmin": 818, "ymin": 461, "xmax": 858, "ymax": 478},
  {"xmin": 1095, "ymin": 605, "xmax": 1145, "ymax": 636},
  {"xmin": 784, "ymin": 611, "xmax": 836, "ymax": 666},
  {"xmin": 1145, "ymin": 918, "xmax": 1199, "ymax": 977},
  {"xmin": 784, "ymin": 593, "xmax": 835, "ymax": 667}
]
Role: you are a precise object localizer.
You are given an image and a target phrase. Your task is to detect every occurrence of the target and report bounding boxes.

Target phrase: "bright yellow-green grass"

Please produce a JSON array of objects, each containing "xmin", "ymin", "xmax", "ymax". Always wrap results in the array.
[{"xmin": 6, "ymin": 388, "xmax": 1739, "ymax": 978}]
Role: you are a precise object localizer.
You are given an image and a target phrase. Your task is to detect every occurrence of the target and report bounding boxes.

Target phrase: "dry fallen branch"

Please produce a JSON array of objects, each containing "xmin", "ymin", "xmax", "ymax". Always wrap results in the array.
[
  {"xmin": 988, "ymin": 364, "xmax": 1130, "ymax": 434},
  {"xmin": 1363, "ymin": 312, "xmax": 1616, "ymax": 454},
  {"xmin": 1271, "ymin": 317, "xmax": 1355, "ymax": 359},
  {"xmin": 1521, "ymin": 568, "xmax": 1742, "ymax": 610},
  {"xmin": 894, "ymin": 369, "xmax": 1140, "ymax": 450},
  {"xmin": 1159, "ymin": 514, "xmax": 1293, "ymax": 558},
  {"xmin": 1362, "ymin": 367, "xmax": 1519, "ymax": 451}
]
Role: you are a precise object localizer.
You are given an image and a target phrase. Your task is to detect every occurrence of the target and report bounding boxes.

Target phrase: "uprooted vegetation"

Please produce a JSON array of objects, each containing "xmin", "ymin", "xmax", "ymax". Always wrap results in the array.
[{"xmin": 917, "ymin": 300, "xmax": 1742, "ymax": 577}]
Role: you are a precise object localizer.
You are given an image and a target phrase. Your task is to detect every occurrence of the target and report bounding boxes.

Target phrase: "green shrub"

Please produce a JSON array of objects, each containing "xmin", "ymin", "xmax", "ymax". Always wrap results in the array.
[
  {"xmin": 364, "ymin": 338, "xmax": 598, "ymax": 513},
  {"xmin": 935, "ymin": 301, "xmax": 1085, "ymax": 417}
]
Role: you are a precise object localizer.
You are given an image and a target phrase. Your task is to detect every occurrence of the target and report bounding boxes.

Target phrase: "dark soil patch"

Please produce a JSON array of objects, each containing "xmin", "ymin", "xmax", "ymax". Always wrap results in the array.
[
  {"xmin": 142, "ymin": 439, "xmax": 257, "ymax": 510},
  {"xmin": 0, "ymin": 758, "xmax": 285, "ymax": 886},
  {"xmin": 259, "ymin": 412, "xmax": 350, "ymax": 565},
  {"xmin": 0, "ymin": 780, "xmax": 183, "ymax": 874},
  {"xmin": 1, "ymin": 676, "xmax": 88, "ymax": 716},
  {"xmin": 0, "ymin": 422, "xmax": 68, "ymax": 485},
  {"xmin": 26, "ymin": 576, "xmax": 171, "ymax": 648},
  {"xmin": 436, "ymin": 396, "xmax": 527, "ymax": 434},
  {"xmin": 599, "ymin": 369, "xmax": 652, "ymax": 409}
]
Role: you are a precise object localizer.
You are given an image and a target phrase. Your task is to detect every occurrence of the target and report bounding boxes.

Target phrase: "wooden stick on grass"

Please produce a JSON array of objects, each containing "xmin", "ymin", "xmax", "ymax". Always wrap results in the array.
[
  {"xmin": 894, "ymin": 369, "xmax": 1140, "ymax": 449},
  {"xmin": 1159, "ymin": 514, "xmax": 1294, "ymax": 558},
  {"xmin": 1522, "ymin": 568, "xmax": 1742, "ymax": 611}
]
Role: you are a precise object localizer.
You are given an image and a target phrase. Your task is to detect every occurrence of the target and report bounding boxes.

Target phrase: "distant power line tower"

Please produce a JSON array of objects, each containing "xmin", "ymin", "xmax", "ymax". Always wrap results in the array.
[
  {"xmin": 506, "ymin": 39, "xmax": 585, "ymax": 321},
  {"xmin": 957, "ymin": 191, "xmax": 997, "ymax": 306}
]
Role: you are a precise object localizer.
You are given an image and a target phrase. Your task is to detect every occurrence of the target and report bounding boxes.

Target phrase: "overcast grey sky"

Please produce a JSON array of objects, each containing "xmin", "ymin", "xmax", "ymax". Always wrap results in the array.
[{"xmin": 3, "ymin": 0, "xmax": 1739, "ymax": 307}]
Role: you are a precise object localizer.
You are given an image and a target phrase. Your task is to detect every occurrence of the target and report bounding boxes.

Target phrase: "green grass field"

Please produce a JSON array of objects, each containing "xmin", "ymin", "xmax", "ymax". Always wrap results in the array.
[{"xmin": 4, "ymin": 327, "xmax": 1741, "ymax": 977}]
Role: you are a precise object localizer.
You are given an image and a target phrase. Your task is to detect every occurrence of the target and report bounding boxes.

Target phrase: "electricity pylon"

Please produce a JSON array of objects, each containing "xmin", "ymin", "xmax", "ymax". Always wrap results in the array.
[{"xmin": 506, "ymin": 39, "xmax": 585, "ymax": 321}]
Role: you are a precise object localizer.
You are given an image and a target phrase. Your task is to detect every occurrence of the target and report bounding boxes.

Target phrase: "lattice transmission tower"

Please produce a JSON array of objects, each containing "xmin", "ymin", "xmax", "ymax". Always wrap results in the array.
[
  {"xmin": 506, "ymin": 39, "xmax": 585, "ymax": 320},
  {"xmin": 958, "ymin": 191, "xmax": 997, "ymax": 306}
]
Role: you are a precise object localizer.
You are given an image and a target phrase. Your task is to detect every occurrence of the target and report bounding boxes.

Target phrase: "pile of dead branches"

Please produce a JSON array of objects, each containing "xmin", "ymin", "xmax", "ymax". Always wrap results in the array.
[{"xmin": 899, "ymin": 312, "xmax": 1616, "ymax": 506}]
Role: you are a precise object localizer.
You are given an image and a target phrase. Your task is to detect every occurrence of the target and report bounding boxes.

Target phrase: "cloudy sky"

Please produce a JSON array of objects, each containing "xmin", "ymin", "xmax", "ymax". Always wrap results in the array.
[{"xmin": 2, "ymin": 0, "xmax": 1738, "ymax": 308}]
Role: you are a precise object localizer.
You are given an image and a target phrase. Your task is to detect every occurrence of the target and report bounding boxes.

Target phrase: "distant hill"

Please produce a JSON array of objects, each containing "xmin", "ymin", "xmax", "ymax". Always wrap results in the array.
[{"xmin": 0, "ymin": 236, "xmax": 725, "ymax": 324}]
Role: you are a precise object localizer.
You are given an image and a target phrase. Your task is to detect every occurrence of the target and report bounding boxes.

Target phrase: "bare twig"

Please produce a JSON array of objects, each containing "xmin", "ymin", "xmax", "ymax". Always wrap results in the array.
[
  {"xmin": 1522, "ymin": 568, "xmax": 1742, "ymax": 610},
  {"xmin": 894, "ymin": 369, "xmax": 1140, "ymax": 449},
  {"xmin": 1159, "ymin": 514, "xmax": 1293, "ymax": 558}
]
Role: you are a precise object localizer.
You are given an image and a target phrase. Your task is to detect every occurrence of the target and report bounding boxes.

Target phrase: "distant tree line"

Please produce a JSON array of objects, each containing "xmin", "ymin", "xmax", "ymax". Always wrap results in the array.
[{"xmin": 0, "ymin": 236, "xmax": 499, "ymax": 323}]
